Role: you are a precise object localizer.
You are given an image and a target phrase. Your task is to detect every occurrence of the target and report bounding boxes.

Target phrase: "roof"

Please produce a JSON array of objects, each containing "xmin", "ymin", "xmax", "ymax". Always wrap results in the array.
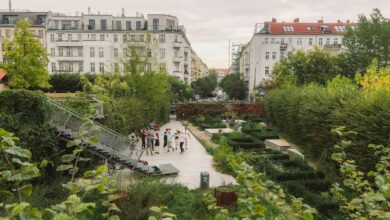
[
  {"xmin": 264, "ymin": 21, "xmax": 356, "ymax": 35},
  {"xmin": 0, "ymin": 69, "xmax": 7, "ymax": 80}
]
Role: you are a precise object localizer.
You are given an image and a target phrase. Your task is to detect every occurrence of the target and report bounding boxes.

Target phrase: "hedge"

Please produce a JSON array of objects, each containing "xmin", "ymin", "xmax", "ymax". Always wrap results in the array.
[
  {"xmin": 47, "ymin": 73, "xmax": 97, "ymax": 93},
  {"xmin": 264, "ymin": 83, "xmax": 390, "ymax": 172}
]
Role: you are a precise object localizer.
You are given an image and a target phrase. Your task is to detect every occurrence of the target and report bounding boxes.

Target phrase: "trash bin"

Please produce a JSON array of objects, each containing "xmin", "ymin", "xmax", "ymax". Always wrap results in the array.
[{"xmin": 200, "ymin": 171, "xmax": 209, "ymax": 189}]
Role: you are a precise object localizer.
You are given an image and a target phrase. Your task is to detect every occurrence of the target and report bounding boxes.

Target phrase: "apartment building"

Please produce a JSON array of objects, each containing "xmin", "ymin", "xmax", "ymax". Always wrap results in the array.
[
  {"xmin": 0, "ymin": 11, "xmax": 48, "ymax": 61},
  {"xmin": 191, "ymin": 49, "xmax": 208, "ymax": 81},
  {"xmin": 240, "ymin": 18, "xmax": 355, "ymax": 98},
  {"xmin": 0, "ymin": 10, "xmax": 207, "ymax": 84}
]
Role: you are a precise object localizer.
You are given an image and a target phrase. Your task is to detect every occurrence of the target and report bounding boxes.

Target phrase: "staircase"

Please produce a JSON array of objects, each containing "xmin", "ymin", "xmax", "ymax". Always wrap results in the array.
[{"xmin": 48, "ymin": 100, "xmax": 159, "ymax": 175}]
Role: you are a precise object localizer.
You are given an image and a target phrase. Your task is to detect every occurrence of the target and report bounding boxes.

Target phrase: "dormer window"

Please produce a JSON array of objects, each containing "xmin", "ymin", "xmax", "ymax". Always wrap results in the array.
[
  {"xmin": 335, "ymin": 26, "xmax": 345, "ymax": 32},
  {"xmin": 307, "ymin": 26, "xmax": 313, "ymax": 31},
  {"xmin": 283, "ymin": 26, "xmax": 294, "ymax": 32}
]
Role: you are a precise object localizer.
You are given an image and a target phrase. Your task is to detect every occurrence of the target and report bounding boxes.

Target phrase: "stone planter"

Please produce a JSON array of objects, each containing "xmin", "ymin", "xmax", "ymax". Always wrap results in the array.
[{"xmin": 214, "ymin": 186, "xmax": 237, "ymax": 207}]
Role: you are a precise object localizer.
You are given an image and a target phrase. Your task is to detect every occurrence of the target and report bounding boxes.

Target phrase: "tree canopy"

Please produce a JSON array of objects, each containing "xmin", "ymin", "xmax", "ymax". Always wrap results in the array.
[
  {"xmin": 220, "ymin": 73, "xmax": 247, "ymax": 100},
  {"xmin": 0, "ymin": 19, "xmax": 50, "ymax": 89},
  {"xmin": 191, "ymin": 72, "xmax": 218, "ymax": 98},
  {"xmin": 168, "ymin": 76, "xmax": 194, "ymax": 102}
]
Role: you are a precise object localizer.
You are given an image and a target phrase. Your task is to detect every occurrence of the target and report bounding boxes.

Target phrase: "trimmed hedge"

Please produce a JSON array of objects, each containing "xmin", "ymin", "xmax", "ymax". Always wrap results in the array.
[{"xmin": 48, "ymin": 73, "xmax": 97, "ymax": 93}]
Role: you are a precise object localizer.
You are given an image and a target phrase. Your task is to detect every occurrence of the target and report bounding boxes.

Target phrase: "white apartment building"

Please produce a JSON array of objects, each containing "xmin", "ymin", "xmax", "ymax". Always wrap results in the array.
[
  {"xmin": 240, "ymin": 18, "xmax": 355, "ymax": 98},
  {"xmin": 0, "ymin": 10, "xmax": 207, "ymax": 84}
]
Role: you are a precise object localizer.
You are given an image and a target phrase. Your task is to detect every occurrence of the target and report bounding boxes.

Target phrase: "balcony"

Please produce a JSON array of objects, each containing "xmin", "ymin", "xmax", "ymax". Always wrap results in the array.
[
  {"xmin": 323, "ymin": 44, "xmax": 342, "ymax": 49},
  {"xmin": 173, "ymin": 56, "xmax": 182, "ymax": 62},
  {"xmin": 56, "ymin": 56, "xmax": 83, "ymax": 61},
  {"xmin": 55, "ymin": 40, "xmax": 82, "ymax": 47},
  {"xmin": 280, "ymin": 43, "xmax": 288, "ymax": 50},
  {"xmin": 173, "ymin": 41, "xmax": 182, "ymax": 48},
  {"xmin": 127, "ymin": 41, "xmax": 146, "ymax": 47}
]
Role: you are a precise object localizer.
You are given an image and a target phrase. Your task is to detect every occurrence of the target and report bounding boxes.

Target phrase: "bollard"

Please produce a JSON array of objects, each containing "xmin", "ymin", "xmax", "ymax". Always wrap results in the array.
[{"xmin": 200, "ymin": 171, "xmax": 209, "ymax": 189}]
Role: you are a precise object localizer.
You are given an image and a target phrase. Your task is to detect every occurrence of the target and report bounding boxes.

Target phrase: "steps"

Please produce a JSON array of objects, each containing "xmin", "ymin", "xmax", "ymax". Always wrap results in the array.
[{"xmin": 48, "ymin": 100, "xmax": 177, "ymax": 176}]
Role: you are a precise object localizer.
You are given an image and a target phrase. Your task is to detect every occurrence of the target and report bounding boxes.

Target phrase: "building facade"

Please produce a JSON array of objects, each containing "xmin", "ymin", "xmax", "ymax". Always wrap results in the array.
[
  {"xmin": 240, "ymin": 18, "xmax": 355, "ymax": 98},
  {"xmin": 0, "ymin": 10, "xmax": 207, "ymax": 84}
]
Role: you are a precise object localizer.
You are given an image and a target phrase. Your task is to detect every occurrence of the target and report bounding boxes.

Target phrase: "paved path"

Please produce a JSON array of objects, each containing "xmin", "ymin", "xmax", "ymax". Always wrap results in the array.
[{"xmin": 140, "ymin": 120, "xmax": 236, "ymax": 189}]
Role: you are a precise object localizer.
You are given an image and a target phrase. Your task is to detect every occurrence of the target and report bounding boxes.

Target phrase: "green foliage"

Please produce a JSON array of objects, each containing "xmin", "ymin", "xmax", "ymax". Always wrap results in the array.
[
  {"xmin": 148, "ymin": 206, "xmax": 177, "ymax": 220},
  {"xmin": 0, "ymin": 19, "xmax": 50, "ymax": 89},
  {"xmin": 47, "ymin": 73, "xmax": 97, "ymax": 93},
  {"xmin": 0, "ymin": 90, "xmax": 59, "ymax": 177},
  {"xmin": 220, "ymin": 73, "xmax": 247, "ymax": 100},
  {"xmin": 191, "ymin": 73, "xmax": 218, "ymax": 98},
  {"xmin": 331, "ymin": 127, "xmax": 390, "ymax": 219},
  {"xmin": 342, "ymin": 8, "xmax": 390, "ymax": 74},
  {"xmin": 168, "ymin": 76, "xmax": 194, "ymax": 102}
]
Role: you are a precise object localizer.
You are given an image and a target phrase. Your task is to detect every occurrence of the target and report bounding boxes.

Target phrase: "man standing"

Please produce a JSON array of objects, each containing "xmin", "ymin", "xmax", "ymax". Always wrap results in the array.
[
  {"xmin": 184, "ymin": 127, "xmax": 191, "ymax": 149},
  {"xmin": 145, "ymin": 132, "xmax": 154, "ymax": 156},
  {"xmin": 178, "ymin": 131, "xmax": 185, "ymax": 154},
  {"xmin": 166, "ymin": 129, "xmax": 174, "ymax": 152}
]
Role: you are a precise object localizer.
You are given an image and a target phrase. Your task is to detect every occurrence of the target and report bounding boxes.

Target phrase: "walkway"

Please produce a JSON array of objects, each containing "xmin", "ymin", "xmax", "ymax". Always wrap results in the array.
[{"xmin": 141, "ymin": 120, "xmax": 236, "ymax": 189}]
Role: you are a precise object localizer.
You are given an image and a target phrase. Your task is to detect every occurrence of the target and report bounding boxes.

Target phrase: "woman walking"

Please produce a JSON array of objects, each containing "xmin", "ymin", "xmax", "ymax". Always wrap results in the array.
[
  {"xmin": 154, "ymin": 133, "xmax": 160, "ymax": 154},
  {"xmin": 178, "ymin": 131, "xmax": 185, "ymax": 153}
]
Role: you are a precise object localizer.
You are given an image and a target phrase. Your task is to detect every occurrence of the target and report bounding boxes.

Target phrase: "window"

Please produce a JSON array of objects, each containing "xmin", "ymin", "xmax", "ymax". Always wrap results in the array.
[
  {"xmin": 58, "ymin": 33, "xmax": 62, "ymax": 41},
  {"xmin": 101, "ymin": 19, "xmax": 107, "ymax": 30},
  {"xmin": 123, "ymin": 34, "xmax": 128, "ymax": 42},
  {"xmin": 265, "ymin": 52, "xmax": 269, "ymax": 60},
  {"xmin": 114, "ymin": 63, "xmax": 119, "ymax": 72},
  {"xmin": 78, "ymin": 62, "xmax": 83, "ymax": 72},
  {"xmin": 114, "ymin": 48, "xmax": 119, "ymax": 58},
  {"xmin": 307, "ymin": 26, "xmax": 314, "ymax": 31},
  {"xmin": 100, "ymin": 34, "xmax": 105, "ymax": 41},
  {"xmin": 50, "ymin": 48, "xmax": 55, "ymax": 57},
  {"xmin": 264, "ymin": 38, "xmax": 268, "ymax": 44},
  {"xmin": 326, "ymin": 38, "xmax": 330, "ymax": 45},
  {"xmin": 153, "ymin": 19, "xmax": 159, "ymax": 31},
  {"xmin": 50, "ymin": 34, "xmax": 54, "ymax": 42},
  {"xmin": 334, "ymin": 38, "xmax": 338, "ymax": 45},
  {"xmin": 309, "ymin": 38, "xmax": 313, "ymax": 46},
  {"xmin": 160, "ymin": 48, "xmax": 166, "ymax": 58},
  {"xmin": 51, "ymin": 63, "xmax": 56, "ymax": 72},
  {"xmin": 159, "ymin": 34, "xmax": 165, "ymax": 43},
  {"xmin": 167, "ymin": 20, "xmax": 175, "ymax": 30},
  {"xmin": 77, "ymin": 34, "xmax": 82, "ymax": 41},
  {"xmin": 5, "ymin": 30, "xmax": 10, "ymax": 38},
  {"xmin": 271, "ymin": 38, "xmax": 275, "ymax": 44},
  {"xmin": 136, "ymin": 21, "xmax": 142, "ymax": 30},
  {"xmin": 88, "ymin": 20, "xmax": 95, "ymax": 30},
  {"xmin": 283, "ymin": 26, "xmax": 294, "ymax": 32},
  {"xmin": 68, "ymin": 34, "xmax": 72, "ymax": 41},
  {"xmin": 99, "ymin": 47, "xmax": 104, "ymax": 58},
  {"xmin": 265, "ymin": 66, "xmax": 270, "ymax": 75},
  {"xmin": 91, "ymin": 34, "xmax": 96, "ymax": 41},
  {"xmin": 99, "ymin": 62, "xmax": 105, "ymax": 73},
  {"xmin": 297, "ymin": 38, "xmax": 303, "ymax": 45},
  {"xmin": 90, "ymin": 63, "xmax": 95, "ymax": 72},
  {"xmin": 272, "ymin": 52, "xmax": 277, "ymax": 59},
  {"xmin": 90, "ymin": 47, "xmax": 95, "ymax": 57},
  {"xmin": 38, "ymin": 30, "xmax": 44, "ymax": 38},
  {"xmin": 280, "ymin": 51, "xmax": 285, "ymax": 59},
  {"xmin": 281, "ymin": 38, "xmax": 285, "ymax": 44},
  {"xmin": 54, "ymin": 20, "xmax": 59, "ymax": 29},
  {"xmin": 114, "ymin": 34, "xmax": 118, "ymax": 42},
  {"xmin": 78, "ymin": 48, "xmax": 83, "ymax": 57},
  {"xmin": 139, "ymin": 35, "xmax": 144, "ymax": 42},
  {"xmin": 66, "ymin": 48, "xmax": 72, "ymax": 57},
  {"xmin": 319, "ymin": 38, "xmax": 323, "ymax": 45},
  {"xmin": 126, "ymin": 21, "xmax": 131, "ymax": 30},
  {"xmin": 130, "ymin": 35, "xmax": 135, "ymax": 41},
  {"xmin": 59, "ymin": 48, "xmax": 63, "ymax": 56},
  {"xmin": 116, "ymin": 21, "xmax": 122, "ymax": 30},
  {"xmin": 288, "ymin": 38, "xmax": 293, "ymax": 44}
]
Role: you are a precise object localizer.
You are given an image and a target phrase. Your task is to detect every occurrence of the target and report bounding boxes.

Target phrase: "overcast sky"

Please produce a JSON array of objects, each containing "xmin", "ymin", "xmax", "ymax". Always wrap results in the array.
[{"xmin": 1, "ymin": 0, "xmax": 389, "ymax": 68}]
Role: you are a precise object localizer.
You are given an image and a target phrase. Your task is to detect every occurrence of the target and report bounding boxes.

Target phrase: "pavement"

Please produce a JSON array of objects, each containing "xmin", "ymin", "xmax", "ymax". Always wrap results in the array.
[{"xmin": 140, "ymin": 119, "xmax": 236, "ymax": 189}]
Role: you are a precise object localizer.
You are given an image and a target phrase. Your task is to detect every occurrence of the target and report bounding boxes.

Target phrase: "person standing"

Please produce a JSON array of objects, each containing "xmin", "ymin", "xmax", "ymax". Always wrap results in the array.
[
  {"xmin": 174, "ymin": 131, "xmax": 179, "ymax": 150},
  {"xmin": 140, "ymin": 128, "xmax": 146, "ymax": 149},
  {"xmin": 163, "ymin": 129, "xmax": 168, "ymax": 148},
  {"xmin": 184, "ymin": 128, "xmax": 191, "ymax": 149},
  {"xmin": 166, "ymin": 129, "xmax": 174, "ymax": 152},
  {"xmin": 149, "ymin": 128, "xmax": 155, "ymax": 151},
  {"xmin": 145, "ymin": 132, "xmax": 154, "ymax": 156},
  {"xmin": 178, "ymin": 131, "xmax": 185, "ymax": 153},
  {"xmin": 154, "ymin": 133, "xmax": 160, "ymax": 154}
]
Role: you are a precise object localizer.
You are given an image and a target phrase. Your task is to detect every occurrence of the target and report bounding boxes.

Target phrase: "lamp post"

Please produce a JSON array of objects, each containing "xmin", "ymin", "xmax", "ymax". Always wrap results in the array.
[{"xmin": 250, "ymin": 61, "xmax": 259, "ymax": 103}]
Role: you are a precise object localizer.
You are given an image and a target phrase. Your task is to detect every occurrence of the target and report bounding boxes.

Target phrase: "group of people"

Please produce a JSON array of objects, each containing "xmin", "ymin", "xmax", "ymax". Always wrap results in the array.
[{"xmin": 135, "ymin": 126, "xmax": 191, "ymax": 156}]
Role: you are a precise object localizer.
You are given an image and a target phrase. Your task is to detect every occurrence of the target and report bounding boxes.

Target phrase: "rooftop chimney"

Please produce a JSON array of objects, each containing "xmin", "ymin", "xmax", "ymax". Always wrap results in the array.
[
  {"xmin": 293, "ymin": 18, "xmax": 299, "ymax": 23},
  {"xmin": 346, "ymin": 19, "xmax": 350, "ymax": 24},
  {"xmin": 122, "ymin": 8, "xmax": 125, "ymax": 17},
  {"xmin": 317, "ymin": 19, "xmax": 324, "ymax": 24},
  {"xmin": 88, "ymin": 7, "xmax": 91, "ymax": 15},
  {"xmin": 272, "ymin": 18, "xmax": 277, "ymax": 22}
]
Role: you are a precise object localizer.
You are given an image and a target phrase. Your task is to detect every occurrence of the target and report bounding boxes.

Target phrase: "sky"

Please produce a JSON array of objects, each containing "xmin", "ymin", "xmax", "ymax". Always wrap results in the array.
[{"xmin": 1, "ymin": 0, "xmax": 390, "ymax": 68}]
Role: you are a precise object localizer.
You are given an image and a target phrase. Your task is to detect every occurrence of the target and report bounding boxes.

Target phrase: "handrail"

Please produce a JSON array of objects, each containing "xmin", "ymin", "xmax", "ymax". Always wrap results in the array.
[{"xmin": 48, "ymin": 100, "xmax": 131, "ymax": 141}]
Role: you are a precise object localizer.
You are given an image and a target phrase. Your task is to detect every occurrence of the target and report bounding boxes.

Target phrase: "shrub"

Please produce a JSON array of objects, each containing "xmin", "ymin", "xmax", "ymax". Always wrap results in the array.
[{"xmin": 47, "ymin": 73, "xmax": 97, "ymax": 93}]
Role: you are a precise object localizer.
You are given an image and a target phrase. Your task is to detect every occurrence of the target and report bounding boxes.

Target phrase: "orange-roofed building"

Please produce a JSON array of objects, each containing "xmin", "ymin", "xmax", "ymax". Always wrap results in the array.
[{"xmin": 240, "ymin": 18, "xmax": 356, "ymax": 100}]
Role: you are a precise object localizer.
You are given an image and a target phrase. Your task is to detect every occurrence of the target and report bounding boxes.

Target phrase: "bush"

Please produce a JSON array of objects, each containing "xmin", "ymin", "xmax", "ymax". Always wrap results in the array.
[
  {"xmin": 271, "ymin": 171, "xmax": 325, "ymax": 182},
  {"xmin": 48, "ymin": 73, "xmax": 97, "ymax": 93}
]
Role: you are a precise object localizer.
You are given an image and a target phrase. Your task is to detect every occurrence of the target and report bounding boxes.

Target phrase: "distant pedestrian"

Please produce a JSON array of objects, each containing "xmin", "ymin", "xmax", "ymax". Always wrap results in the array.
[
  {"xmin": 145, "ymin": 132, "xmax": 154, "ymax": 156},
  {"xmin": 154, "ymin": 133, "xmax": 160, "ymax": 154},
  {"xmin": 148, "ymin": 128, "xmax": 155, "ymax": 150},
  {"xmin": 163, "ymin": 130, "xmax": 168, "ymax": 148},
  {"xmin": 174, "ymin": 131, "xmax": 179, "ymax": 150},
  {"xmin": 140, "ymin": 128, "xmax": 147, "ymax": 149},
  {"xmin": 184, "ymin": 128, "xmax": 191, "ymax": 149},
  {"xmin": 178, "ymin": 131, "xmax": 185, "ymax": 153},
  {"xmin": 166, "ymin": 129, "xmax": 174, "ymax": 152}
]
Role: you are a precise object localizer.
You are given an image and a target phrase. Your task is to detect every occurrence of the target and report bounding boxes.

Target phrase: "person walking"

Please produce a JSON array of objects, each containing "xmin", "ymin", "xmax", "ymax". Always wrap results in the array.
[
  {"xmin": 184, "ymin": 127, "xmax": 191, "ymax": 149},
  {"xmin": 145, "ymin": 132, "xmax": 154, "ymax": 156},
  {"xmin": 148, "ymin": 128, "xmax": 155, "ymax": 151},
  {"xmin": 163, "ymin": 129, "xmax": 168, "ymax": 148},
  {"xmin": 154, "ymin": 133, "xmax": 160, "ymax": 154},
  {"xmin": 166, "ymin": 129, "xmax": 174, "ymax": 152},
  {"xmin": 174, "ymin": 131, "xmax": 179, "ymax": 150},
  {"xmin": 140, "ymin": 128, "xmax": 146, "ymax": 149},
  {"xmin": 178, "ymin": 131, "xmax": 185, "ymax": 153}
]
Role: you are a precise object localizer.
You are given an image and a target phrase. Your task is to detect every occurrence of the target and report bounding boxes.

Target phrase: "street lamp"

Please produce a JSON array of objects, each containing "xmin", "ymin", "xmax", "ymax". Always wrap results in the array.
[{"xmin": 250, "ymin": 61, "xmax": 260, "ymax": 103}]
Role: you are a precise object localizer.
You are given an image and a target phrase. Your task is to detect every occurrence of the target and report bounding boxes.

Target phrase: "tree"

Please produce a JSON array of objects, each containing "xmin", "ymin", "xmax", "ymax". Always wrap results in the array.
[
  {"xmin": 220, "ymin": 73, "xmax": 247, "ymax": 100},
  {"xmin": 272, "ymin": 48, "xmax": 339, "ymax": 85},
  {"xmin": 0, "ymin": 19, "xmax": 50, "ymax": 89},
  {"xmin": 191, "ymin": 73, "xmax": 218, "ymax": 98},
  {"xmin": 168, "ymin": 76, "xmax": 194, "ymax": 102},
  {"xmin": 342, "ymin": 8, "xmax": 390, "ymax": 74}
]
